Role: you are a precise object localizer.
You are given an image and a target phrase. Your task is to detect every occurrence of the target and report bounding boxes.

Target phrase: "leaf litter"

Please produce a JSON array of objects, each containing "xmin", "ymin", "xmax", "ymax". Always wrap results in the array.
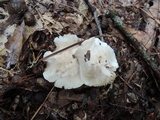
[{"xmin": 0, "ymin": 0, "xmax": 160, "ymax": 120}]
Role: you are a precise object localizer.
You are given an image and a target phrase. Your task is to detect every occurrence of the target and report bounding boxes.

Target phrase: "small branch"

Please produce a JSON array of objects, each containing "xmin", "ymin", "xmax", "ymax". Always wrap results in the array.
[
  {"xmin": 40, "ymin": 39, "xmax": 85, "ymax": 61},
  {"xmin": 119, "ymin": 76, "xmax": 152, "ymax": 102},
  {"xmin": 106, "ymin": 10, "xmax": 160, "ymax": 83},
  {"xmin": 109, "ymin": 103, "xmax": 145, "ymax": 112},
  {"xmin": 84, "ymin": 0, "xmax": 104, "ymax": 42},
  {"xmin": 0, "ymin": 67, "xmax": 20, "ymax": 76},
  {"xmin": 140, "ymin": 8, "xmax": 160, "ymax": 25},
  {"xmin": 30, "ymin": 86, "xmax": 54, "ymax": 120}
]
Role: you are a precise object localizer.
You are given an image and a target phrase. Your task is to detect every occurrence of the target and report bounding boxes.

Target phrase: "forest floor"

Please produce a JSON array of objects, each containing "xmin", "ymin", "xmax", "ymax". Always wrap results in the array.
[{"xmin": 0, "ymin": 0, "xmax": 160, "ymax": 120}]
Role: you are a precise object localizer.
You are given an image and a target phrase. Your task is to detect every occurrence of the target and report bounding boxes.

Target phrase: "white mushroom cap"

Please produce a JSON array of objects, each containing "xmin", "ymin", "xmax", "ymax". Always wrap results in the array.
[
  {"xmin": 43, "ymin": 34, "xmax": 83, "ymax": 89},
  {"xmin": 74, "ymin": 37, "xmax": 119, "ymax": 86},
  {"xmin": 54, "ymin": 34, "xmax": 81, "ymax": 50},
  {"xmin": 43, "ymin": 34, "xmax": 119, "ymax": 89}
]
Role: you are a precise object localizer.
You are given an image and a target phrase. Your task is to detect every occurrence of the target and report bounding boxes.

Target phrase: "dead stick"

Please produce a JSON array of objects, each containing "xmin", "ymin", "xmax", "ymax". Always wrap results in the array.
[
  {"xmin": 105, "ymin": 10, "xmax": 160, "ymax": 82},
  {"xmin": 40, "ymin": 39, "xmax": 85, "ymax": 61},
  {"xmin": 30, "ymin": 86, "xmax": 54, "ymax": 120},
  {"xmin": 140, "ymin": 8, "xmax": 160, "ymax": 25},
  {"xmin": 84, "ymin": 0, "xmax": 104, "ymax": 42}
]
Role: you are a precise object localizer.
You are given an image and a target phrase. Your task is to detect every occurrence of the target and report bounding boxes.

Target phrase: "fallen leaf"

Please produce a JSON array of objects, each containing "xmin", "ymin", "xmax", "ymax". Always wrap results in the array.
[
  {"xmin": 138, "ymin": 0, "xmax": 159, "ymax": 49},
  {"xmin": 118, "ymin": 0, "xmax": 138, "ymax": 7},
  {"xmin": 0, "ymin": 24, "xmax": 17, "ymax": 56},
  {"xmin": 0, "ymin": 7, "xmax": 9, "ymax": 23},
  {"xmin": 78, "ymin": 0, "xmax": 89, "ymax": 16},
  {"xmin": 57, "ymin": 90, "xmax": 84, "ymax": 108},
  {"xmin": 126, "ymin": 27, "xmax": 152, "ymax": 49},
  {"xmin": 5, "ymin": 22, "xmax": 24, "ymax": 66}
]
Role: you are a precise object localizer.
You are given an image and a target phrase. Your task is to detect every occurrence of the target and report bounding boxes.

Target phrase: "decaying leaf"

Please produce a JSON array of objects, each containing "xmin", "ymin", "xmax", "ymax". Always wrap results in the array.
[
  {"xmin": 126, "ymin": 28, "xmax": 152, "ymax": 49},
  {"xmin": 127, "ymin": 0, "xmax": 160, "ymax": 49},
  {"xmin": 0, "ymin": 24, "xmax": 17, "ymax": 56},
  {"xmin": 5, "ymin": 22, "xmax": 24, "ymax": 66},
  {"xmin": 78, "ymin": 0, "xmax": 89, "ymax": 16},
  {"xmin": 118, "ymin": 0, "xmax": 138, "ymax": 6}
]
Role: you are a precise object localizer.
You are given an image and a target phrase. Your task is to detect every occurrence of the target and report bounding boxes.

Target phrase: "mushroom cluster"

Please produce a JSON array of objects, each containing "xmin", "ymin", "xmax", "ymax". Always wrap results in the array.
[{"xmin": 43, "ymin": 34, "xmax": 119, "ymax": 89}]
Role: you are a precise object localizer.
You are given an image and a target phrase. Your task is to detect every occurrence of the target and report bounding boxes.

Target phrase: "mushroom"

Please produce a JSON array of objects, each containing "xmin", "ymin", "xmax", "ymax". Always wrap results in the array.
[
  {"xmin": 74, "ymin": 37, "xmax": 119, "ymax": 86},
  {"xmin": 43, "ymin": 34, "xmax": 83, "ymax": 89},
  {"xmin": 43, "ymin": 34, "xmax": 119, "ymax": 89}
]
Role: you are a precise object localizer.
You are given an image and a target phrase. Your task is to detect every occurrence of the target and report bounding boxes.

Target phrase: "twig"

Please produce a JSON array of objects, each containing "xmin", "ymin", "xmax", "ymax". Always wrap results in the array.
[
  {"xmin": 30, "ymin": 86, "xmax": 54, "ymax": 120},
  {"xmin": 94, "ymin": 34, "xmax": 112, "ymax": 38},
  {"xmin": 119, "ymin": 76, "xmax": 152, "ymax": 102},
  {"xmin": 0, "ymin": 67, "xmax": 20, "ymax": 76},
  {"xmin": 40, "ymin": 39, "xmax": 85, "ymax": 61},
  {"xmin": 109, "ymin": 103, "xmax": 145, "ymax": 112},
  {"xmin": 140, "ymin": 8, "xmax": 160, "ymax": 25},
  {"xmin": 40, "ymin": 33, "xmax": 110, "ymax": 61},
  {"xmin": 34, "ymin": 8, "xmax": 52, "ymax": 34},
  {"xmin": 84, "ymin": 0, "xmax": 104, "ymax": 42},
  {"xmin": 0, "ymin": 107, "xmax": 12, "ymax": 116},
  {"xmin": 106, "ymin": 10, "xmax": 160, "ymax": 84},
  {"xmin": 35, "ymin": 8, "xmax": 45, "ymax": 25}
]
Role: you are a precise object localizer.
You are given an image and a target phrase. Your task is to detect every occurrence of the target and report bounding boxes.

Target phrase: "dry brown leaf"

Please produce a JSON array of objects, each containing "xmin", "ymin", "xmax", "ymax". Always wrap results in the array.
[
  {"xmin": 57, "ymin": 90, "xmax": 84, "ymax": 108},
  {"xmin": 126, "ymin": 27, "xmax": 152, "ymax": 49},
  {"xmin": 5, "ymin": 22, "xmax": 24, "ymax": 66},
  {"xmin": 65, "ymin": 13, "xmax": 83, "ymax": 26},
  {"xmin": 138, "ymin": 0, "xmax": 160, "ymax": 49},
  {"xmin": 78, "ymin": 0, "xmax": 89, "ymax": 16},
  {"xmin": 0, "ymin": 24, "xmax": 17, "ymax": 56},
  {"xmin": 118, "ymin": 0, "xmax": 138, "ymax": 6},
  {"xmin": 23, "ymin": 17, "xmax": 44, "ymax": 41},
  {"xmin": 125, "ymin": 0, "xmax": 160, "ymax": 50},
  {"xmin": 42, "ymin": 11, "xmax": 84, "ymax": 33}
]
